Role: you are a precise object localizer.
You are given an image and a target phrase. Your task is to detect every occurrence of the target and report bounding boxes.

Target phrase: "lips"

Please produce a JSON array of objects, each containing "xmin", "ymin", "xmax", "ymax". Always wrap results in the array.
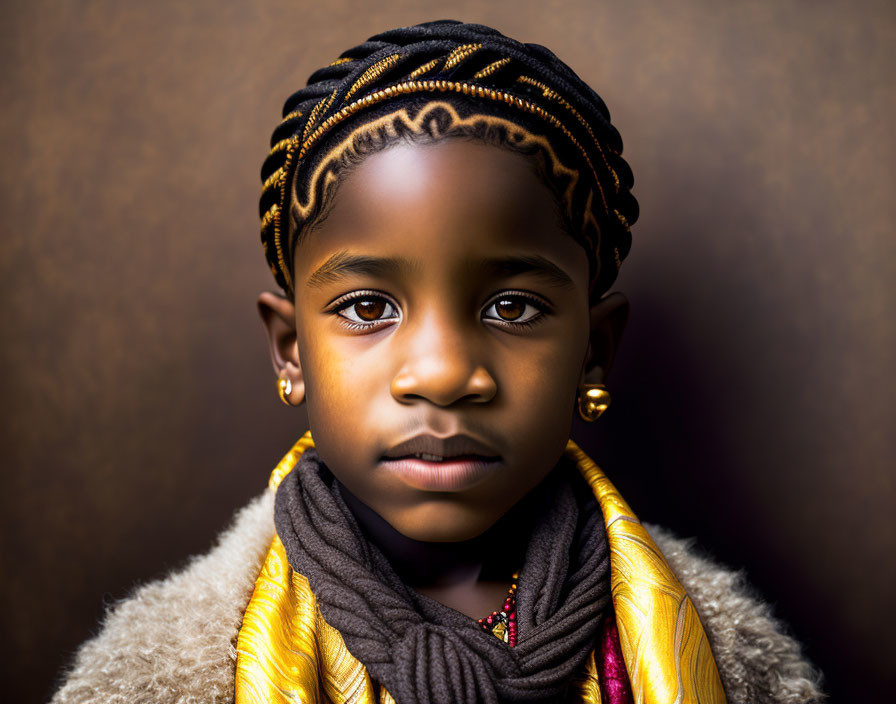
[
  {"xmin": 383, "ymin": 433, "xmax": 500, "ymax": 461},
  {"xmin": 381, "ymin": 433, "xmax": 502, "ymax": 492}
]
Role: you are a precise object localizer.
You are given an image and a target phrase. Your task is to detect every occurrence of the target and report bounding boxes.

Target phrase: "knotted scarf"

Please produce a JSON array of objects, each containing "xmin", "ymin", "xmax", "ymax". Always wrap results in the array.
[{"xmin": 274, "ymin": 448, "xmax": 611, "ymax": 704}]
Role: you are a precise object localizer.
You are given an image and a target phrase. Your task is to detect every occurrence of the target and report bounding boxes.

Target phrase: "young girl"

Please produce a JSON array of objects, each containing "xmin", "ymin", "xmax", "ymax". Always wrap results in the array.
[{"xmin": 52, "ymin": 20, "xmax": 823, "ymax": 704}]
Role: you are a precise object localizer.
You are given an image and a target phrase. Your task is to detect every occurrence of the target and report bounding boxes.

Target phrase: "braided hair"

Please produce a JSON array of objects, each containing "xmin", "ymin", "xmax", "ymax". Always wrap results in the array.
[{"xmin": 260, "ymin": 20, "xmax": 638, "ymax": 301}]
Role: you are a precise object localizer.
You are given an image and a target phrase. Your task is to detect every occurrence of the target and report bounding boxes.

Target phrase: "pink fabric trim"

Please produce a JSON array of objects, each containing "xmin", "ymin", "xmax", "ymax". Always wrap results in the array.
[{"xmin": 599, "ymin": 613, "xmax": 635, "ymax": 704}]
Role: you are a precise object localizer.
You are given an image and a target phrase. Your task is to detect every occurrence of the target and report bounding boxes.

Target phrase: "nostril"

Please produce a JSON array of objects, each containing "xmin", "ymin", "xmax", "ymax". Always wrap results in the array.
[
  {"xmin": 467, "ymin": 367, "xmax": 497, "ymax": 403},
  {"xmin": 390, "ymin": 364, "xmax": 497, "ymax": 407}
]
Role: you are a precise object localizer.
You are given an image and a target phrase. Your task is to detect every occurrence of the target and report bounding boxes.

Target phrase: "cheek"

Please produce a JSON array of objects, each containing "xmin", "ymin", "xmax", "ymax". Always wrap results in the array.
[
  {"xmin": 499, "ymin": 326, "xmax": 587, "ymax": 404},
  {"xmin": 299, "ymin": 326, "xmax": 392, "ymax": 435},
  {"xmin": 492, "ymin": 342, "xmax": 583, "ymax": 455}
]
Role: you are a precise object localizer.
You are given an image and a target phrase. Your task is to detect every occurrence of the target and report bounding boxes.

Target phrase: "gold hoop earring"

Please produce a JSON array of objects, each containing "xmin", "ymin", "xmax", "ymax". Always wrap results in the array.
[
  {"xmin": 277, "ymin": 377, "xmax": 293, "ymax": 406},
  {"xmin": 578, "ymin": 383, "xmax": 611, "ymax": 422}
]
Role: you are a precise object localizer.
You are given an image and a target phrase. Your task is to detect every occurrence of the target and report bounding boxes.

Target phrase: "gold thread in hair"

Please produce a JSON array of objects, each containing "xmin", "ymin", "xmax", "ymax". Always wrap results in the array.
[
  {"xmin": 302, "ymin": 100, "xmax": 327, "ymax": 139},
  {"xmin": 271, "ymin": 214, "xmax": 292, "ymax": 291},
  {"xmin": 614, "ymin": 209, "xmax": 630, "ymax": 231},
  {"xmin": 443, "ymin": 43, "xmax": 482, "ymax": 70},
  {"xmin": 269, "ymin": 138, "xmax": 293, "ymax": 155},
  {"xmin": 329, "ymin": 57, "xmax": 353, "ymax": 66},
  {"xmin": 293, "ymin": 102, "xmax": 583, "ymax": 223},
  {"xmin": 281, "ymin": 110, "xmax": 303, "ymax": 124},
  {"xmin": 285, "ymin": 101, "xmax": 597, "ymax": 286},
  {"xmin": 271, "ymin": 80, "xmax": 615, "ymax": 293},
  {"xmin": 473, "ymin": 58, "xmax": 511, "ymax": 79},
  {"xmin": 261, "ymin": 204, "xmax": 279, "ymax": 230},
  {"xmin": 517, "ymin": 75, "xmax": 620, "ymax": 192},
  {"xmin": 297, "ymin": 80, "xmax": 606, "ymax": 214},
  {"xmin": 261, "ymin": 209, "xmax": 292, "ymax": 292},
  {"xmin": 343, "ymin": 53, "xmax": 402, "ymax": 103},
  {"xmin": 302, "ymin": 88, "xmax": 338, "ymax": 145},
  {"xmin": 408, "ymin": 58, "xmax": 442, "ymax": 79},
  {"xmin": 262, "ymin": 167, "xmax": 286, "ymax": 194}
]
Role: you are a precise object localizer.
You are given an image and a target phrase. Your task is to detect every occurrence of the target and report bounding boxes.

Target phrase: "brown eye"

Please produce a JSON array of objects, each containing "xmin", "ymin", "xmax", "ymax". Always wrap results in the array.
[
  {"xmin": 354, "ymin": 299, "xmax": 386, "ymax": 321},
  {"xmin": 494, "ymin": 298, "xmax": 524, "ymax": 321},
  {"xmin": 482, "ymin": 293, "xmax": 547, "ymax": 326},
  {"xmin": 335, "ymin": 294, "xmax": 399, "ymax": 326}
]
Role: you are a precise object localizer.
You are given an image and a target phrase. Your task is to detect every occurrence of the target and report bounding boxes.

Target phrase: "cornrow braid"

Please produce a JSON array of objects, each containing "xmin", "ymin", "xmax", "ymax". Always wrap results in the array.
[{"xmin": 260, "ymin": 19, "xmax": 637, "ymax": 300}]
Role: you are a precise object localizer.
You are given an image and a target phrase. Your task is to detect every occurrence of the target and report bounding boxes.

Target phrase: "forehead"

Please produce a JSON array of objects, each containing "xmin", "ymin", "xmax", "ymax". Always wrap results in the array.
[{"xmin": 293, "ymin": 139, "xmax": 589, "ymax": 288}]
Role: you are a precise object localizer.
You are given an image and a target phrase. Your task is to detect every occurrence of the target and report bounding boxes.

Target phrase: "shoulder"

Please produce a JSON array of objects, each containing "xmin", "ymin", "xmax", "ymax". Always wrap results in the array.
[
  {"xmin": 52, "ymin": 499, "xmax": 825, "ymax": 704},
  {"xmin": 51, "ymin": 491, "xmax": 275, "ymax": 704},
  {"xmin": 644, "ymin": 523, "xmax": 826, "ymax": 704}
]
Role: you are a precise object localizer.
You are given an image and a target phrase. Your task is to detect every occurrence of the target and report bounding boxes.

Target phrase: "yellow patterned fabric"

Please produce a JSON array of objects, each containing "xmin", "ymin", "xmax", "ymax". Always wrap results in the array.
[
  {"xmin": 235, "ymin": 432, "xmax": 727, "ymax": 703},
  {"xmin": 564, "ymin": 443, "xmax": 728, "ymax": 704}
]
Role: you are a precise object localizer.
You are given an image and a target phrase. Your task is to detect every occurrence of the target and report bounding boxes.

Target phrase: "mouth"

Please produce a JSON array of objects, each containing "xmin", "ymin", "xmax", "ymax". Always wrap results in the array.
[{"xmin": 381, "ymin": 434, "xmax": 502, "ymax": 492}]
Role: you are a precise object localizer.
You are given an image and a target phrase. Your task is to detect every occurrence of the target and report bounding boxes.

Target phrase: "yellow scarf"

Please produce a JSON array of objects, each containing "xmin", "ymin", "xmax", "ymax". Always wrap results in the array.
[{"xmin": 235, "ymin": 432, "xmax": 726, "ymax": 703}]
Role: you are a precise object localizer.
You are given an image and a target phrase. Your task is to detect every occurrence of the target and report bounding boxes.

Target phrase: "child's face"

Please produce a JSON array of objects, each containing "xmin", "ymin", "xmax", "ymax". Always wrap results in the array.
[{"xmin": 287, "ymin": 139, "xmax": 595, "ymax": 542}]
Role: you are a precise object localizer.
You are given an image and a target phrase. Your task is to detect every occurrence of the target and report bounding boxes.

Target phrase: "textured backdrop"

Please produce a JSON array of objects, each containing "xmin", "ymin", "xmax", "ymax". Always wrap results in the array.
[{"xmin": 1, "ymin": 1, "xmax": 893, "ymax": 702}]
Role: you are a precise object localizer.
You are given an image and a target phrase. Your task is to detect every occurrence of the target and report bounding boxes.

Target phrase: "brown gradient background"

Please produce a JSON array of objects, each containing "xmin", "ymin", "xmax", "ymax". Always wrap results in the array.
[{"xmin": 1, "ymin": 1, "xmax": 892, "ymax": 702}]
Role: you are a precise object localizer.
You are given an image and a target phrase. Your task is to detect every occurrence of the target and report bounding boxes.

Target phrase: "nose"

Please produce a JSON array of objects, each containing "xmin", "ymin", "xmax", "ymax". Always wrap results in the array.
[{"xmin": 390, "ymin": 313, "xmax": 497, "ymax": 407}]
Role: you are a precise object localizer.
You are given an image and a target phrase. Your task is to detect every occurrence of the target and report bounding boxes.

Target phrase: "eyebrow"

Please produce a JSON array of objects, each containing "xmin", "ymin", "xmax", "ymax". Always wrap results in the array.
[
  {"xmin": 305, "ymin": 250, "xmax": 576, "ymax": 290},
  {"xmin": 305, "ymin": 250, "xmax": 416, "ymax": 289},
  {"xmin": 479, "ymin": 254, "xmax": 576, "ymax": 290}
]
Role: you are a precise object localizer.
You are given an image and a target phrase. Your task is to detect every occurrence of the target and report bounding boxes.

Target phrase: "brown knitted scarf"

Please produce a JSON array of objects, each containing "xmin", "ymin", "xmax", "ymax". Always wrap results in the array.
[{"xmin": 274, "ymin": 449, "xmax": 611, "ymax": 703}]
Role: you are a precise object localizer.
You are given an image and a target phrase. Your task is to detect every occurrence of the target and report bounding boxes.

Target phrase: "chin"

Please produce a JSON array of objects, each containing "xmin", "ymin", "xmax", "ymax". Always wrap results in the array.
[{"xmin": 390, "ymin": 502, "xmax": 498, "ymax": 543}]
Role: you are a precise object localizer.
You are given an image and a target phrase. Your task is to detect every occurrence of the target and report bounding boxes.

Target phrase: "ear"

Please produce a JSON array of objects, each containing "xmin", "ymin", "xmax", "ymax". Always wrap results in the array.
[
  {"xmin": 580, "ymin": 292, "xmax": 629, "ymax": 386},
  {"xmin": 257, "ymin": 291, "xmax": 305, "ymax": 405}
]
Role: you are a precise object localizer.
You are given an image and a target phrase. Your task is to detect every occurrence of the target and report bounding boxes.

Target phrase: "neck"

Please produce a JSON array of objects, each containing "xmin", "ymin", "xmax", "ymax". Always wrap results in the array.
[{"xmin": 338, "ymin": 484, "xmax": 535, "ymax": 590}]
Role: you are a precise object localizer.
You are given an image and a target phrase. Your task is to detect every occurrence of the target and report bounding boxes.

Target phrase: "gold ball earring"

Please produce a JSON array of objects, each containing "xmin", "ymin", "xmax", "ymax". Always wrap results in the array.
[
  {"xmin": 277, "ymin": 376, "xmax": 293, "ymax": 406},
  {"xmin": 578, "ymin": 383, "xmax": 611, "ymax": 422}
]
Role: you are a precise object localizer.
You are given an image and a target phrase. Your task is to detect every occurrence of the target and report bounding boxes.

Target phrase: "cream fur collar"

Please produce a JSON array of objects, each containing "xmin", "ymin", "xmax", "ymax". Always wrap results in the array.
[{"xmin": 51, "ymin": 491, "xmax": 824, "ymax": 703}]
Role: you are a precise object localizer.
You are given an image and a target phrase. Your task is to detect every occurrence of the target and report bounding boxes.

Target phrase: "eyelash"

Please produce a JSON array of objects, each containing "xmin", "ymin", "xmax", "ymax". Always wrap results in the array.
[
  {"xmin": 326, "ymin": 289, "xmax": 551, "ymax": 332},
  {"xmin": 327, "ymin": 289, "xmax": 399, "ymax": 331},
  {"xmin": 482, "ymin": 290, "xmax": 551, "ymax": 329}
]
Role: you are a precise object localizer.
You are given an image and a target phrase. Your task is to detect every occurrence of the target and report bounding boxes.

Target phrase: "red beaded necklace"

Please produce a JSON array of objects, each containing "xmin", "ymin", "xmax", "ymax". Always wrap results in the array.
[{"xmin": 477, "ymin": 572, "xmax": 519, "ymax": 646}]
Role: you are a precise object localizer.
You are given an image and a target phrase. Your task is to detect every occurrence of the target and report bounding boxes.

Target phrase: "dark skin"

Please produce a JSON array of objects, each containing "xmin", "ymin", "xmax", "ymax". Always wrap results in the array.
[{"xmin": 258, "ymin": 139, "xmax": 628, "ymax": 619}]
